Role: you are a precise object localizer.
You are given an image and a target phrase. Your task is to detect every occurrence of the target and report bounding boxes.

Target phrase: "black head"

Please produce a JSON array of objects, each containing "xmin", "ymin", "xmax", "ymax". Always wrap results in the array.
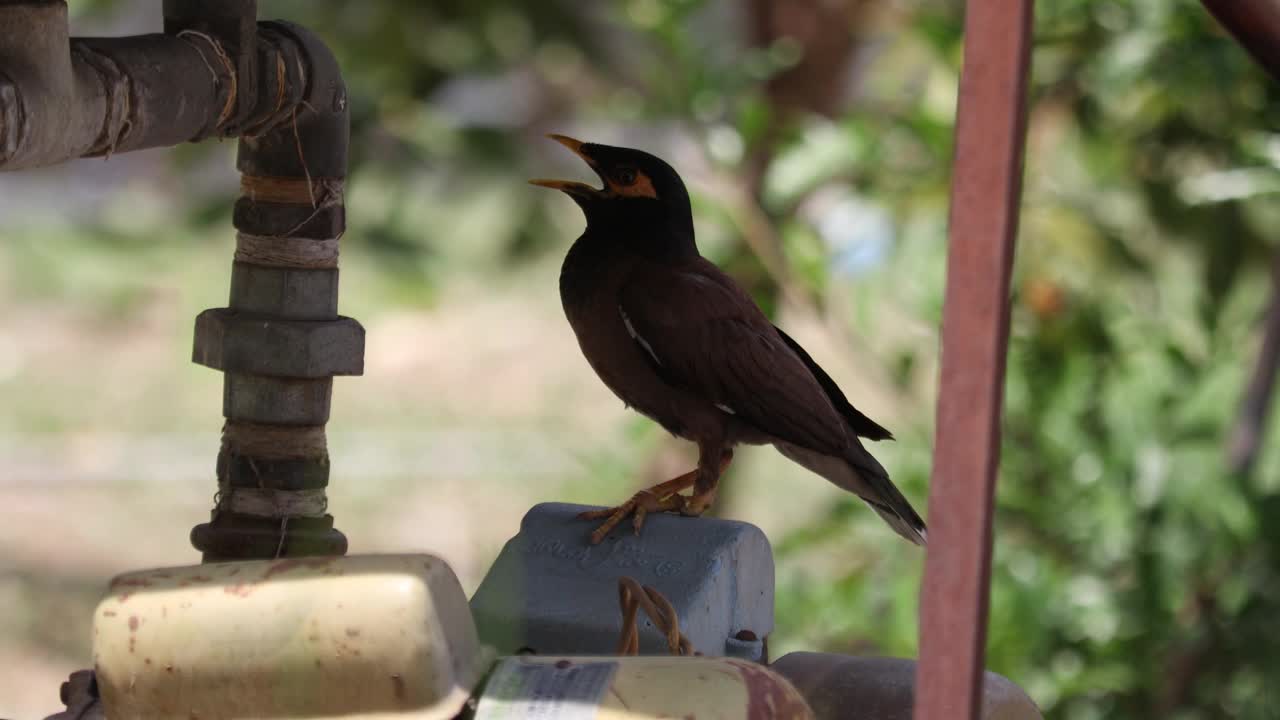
[{"xmin": 531, "ymin": 135, "xmax": 694, "ymax": 242}]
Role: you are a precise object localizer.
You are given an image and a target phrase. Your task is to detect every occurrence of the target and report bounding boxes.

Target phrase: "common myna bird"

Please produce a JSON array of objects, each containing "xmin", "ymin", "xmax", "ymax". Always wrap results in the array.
[{"xmin": 532, "ymin": 136, "xmax": 926, "ymax": 546}]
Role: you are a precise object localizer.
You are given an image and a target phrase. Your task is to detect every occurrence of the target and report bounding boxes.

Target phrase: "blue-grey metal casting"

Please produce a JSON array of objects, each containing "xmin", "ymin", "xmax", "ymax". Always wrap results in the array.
[{"xmin": 471, "ymin": 502, "xmax": 774, "ymax": 662}]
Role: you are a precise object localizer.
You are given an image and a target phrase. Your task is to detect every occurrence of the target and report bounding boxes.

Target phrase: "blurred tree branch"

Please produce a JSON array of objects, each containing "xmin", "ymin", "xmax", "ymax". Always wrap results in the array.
[
  {"xmin": 735, "ymin": 0, "xmax": 877, "ymax": 307},
  {"xmin": 1225, "ymin": 247, "xmax": 1280, "ymax": 476}
]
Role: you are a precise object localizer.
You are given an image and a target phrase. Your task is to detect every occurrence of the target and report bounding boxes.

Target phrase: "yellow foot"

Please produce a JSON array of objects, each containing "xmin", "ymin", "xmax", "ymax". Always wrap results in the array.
[
  {"xmin": 579, "ymin": 451, "xmax": 731, "ymax": 545},
  {"xmin": 577, "ymin": 487, "xmax": 694, "ymax": 545},
  {"xmin": 578, "ymin": 466, "xmax": 701, "ymax": 543}
]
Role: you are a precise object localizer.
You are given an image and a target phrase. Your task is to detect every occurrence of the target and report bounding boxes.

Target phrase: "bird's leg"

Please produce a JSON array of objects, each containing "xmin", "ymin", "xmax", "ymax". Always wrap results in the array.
[
  {"xmin": 684, "ymin": 447, "xmax": 733, "ymax": 517},
  {"xmin": 577, "ymin": 449, "xmax": 734, "ymax": 545}
]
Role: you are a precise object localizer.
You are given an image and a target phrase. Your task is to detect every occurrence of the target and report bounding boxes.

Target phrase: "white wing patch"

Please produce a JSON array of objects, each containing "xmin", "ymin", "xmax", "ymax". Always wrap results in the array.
[
  {"xmin": 715, "ymin": 403, "xmax": 737, "ymax": 415},
  {"xmin": 619, "ymin": 306, "xmax": 663, "ymax": 367}
]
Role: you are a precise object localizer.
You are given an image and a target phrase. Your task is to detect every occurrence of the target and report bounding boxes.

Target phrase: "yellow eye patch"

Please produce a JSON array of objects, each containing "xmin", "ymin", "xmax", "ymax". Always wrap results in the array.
[{"xmin": 609, "ymin": 171, "xmax": 657, "ymax": 199}]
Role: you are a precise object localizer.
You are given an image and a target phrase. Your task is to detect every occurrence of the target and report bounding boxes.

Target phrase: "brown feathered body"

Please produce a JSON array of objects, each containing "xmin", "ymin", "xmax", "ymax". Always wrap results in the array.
[{"xmin": 549, "ymin": 140, "xmax": 926, "ymax": 544}]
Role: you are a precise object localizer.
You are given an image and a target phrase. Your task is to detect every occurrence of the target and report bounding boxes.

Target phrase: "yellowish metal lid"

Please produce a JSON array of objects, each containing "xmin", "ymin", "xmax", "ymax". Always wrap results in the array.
[
  {"xmin": 474, "ymin": 655, "xmax": 814, "ymax": 720},
  {"xmin": 93, "ymin": 554, "xmax": 492, "ymax": 719}
]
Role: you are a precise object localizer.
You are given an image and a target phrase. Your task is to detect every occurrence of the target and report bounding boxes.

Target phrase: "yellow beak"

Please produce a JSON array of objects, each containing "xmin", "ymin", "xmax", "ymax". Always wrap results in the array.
[
  {"xmin": 547, "ymin": 134, "xmax": 587, "ymax": 157},
  {"xmin": 529, "ymin": 134, "xmax": 603, "ymax": 197}
]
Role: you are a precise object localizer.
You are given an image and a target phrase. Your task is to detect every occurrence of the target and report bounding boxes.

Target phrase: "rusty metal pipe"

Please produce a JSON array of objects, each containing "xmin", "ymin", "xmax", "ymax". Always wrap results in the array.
[
  {"xmin": 189, "ymin": 22, "xmax": 361, "ymax": 562},
  {"xmin": 913, "ymin": 1, "xmax": 1035, "ymax": 719},
  {"xmin": 0, "ymin": 0, "xmax": 361, "ymax": 561},
  {"xmin": 0, "ymin": 0, "xmax": 234, "ymax": 170}
]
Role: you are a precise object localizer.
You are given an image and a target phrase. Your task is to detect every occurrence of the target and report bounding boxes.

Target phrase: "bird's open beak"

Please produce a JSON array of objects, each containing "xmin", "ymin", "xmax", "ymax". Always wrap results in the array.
[{"xmin": 529, "ymin": 134, "xmax": 605, "ymax": 198}]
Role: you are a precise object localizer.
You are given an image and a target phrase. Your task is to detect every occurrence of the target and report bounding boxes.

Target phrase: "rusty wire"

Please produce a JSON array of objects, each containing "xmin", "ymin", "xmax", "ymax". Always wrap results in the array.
[
  {"xmin": 175, "ymin": 30, "xmax": 237, "ymax": 131},
  {"xmin": 616, "ymin": 576, "xmax": 697, "ymax": 656},
  {"xmin": 222, "ymin": 420, "xmax": 327, "ymax": 460},
  {"xmin": 235, "ymin": 233, "xmax": 340, "ymax": 268}
]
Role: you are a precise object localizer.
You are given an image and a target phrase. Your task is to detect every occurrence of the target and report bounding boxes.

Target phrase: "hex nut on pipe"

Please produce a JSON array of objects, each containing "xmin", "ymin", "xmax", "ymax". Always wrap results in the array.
[{"xmin": 193, "ymin": 308, "xmax": 364, "ymax": 378}]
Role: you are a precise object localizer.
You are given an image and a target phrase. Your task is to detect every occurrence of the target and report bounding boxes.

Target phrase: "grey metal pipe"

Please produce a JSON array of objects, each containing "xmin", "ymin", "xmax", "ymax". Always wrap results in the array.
[
  {"xmin": 0, "ymin": 0, "xmax": 363, "ymax": 561},
  {"xmin": 0, "ymin": 1, "xmax": 229, "ymax": 170},
  {"xmin": 189, "ymin": 21, "xmax": 361, "ymax": 562}
]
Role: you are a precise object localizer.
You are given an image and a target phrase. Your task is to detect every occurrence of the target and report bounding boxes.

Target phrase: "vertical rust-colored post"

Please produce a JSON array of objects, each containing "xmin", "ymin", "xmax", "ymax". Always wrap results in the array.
[{"xmin": 913, "ymin": 2, "xmax": 1034, "ymax": 720}]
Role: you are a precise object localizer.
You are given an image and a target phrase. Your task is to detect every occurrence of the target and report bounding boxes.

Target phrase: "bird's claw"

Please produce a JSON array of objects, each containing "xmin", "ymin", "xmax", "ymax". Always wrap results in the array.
[
  {"xmin": 681, "ymin": 485, "xmax": 717, "ymax": 517},
  {"xmin": 577, "ymin": 489, "xmax": 692, "ymax": 545}
]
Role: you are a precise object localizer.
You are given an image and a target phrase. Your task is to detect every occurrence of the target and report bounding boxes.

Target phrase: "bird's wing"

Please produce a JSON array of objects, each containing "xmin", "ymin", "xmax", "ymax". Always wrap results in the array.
[
  {"xmin": 618, "ymin": 260, "xmax": 848, "ymax": 452},
  {"xmin": 620, "ymin": 259, "xmax": 925, "ymax": 544},
  {"xmin": 771, "ymin": 325, "xmax": 894, "ymax": 441}
]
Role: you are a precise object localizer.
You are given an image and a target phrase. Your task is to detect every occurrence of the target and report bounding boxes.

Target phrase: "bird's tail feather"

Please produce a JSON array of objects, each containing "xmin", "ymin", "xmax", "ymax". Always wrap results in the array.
[
  {"xmin": 774, "ymin": 441, "xmax": 927, "ymax": 546},
  {"xmin": 865, "ymin": 493, "xmax": 928, "ymax": 546},
  {"xmin": 846, "ymin": 446, "xmax": 927, "ymax": 546}
]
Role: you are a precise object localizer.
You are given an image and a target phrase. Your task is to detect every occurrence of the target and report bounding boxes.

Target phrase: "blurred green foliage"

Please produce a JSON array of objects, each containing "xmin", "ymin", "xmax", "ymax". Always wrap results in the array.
[{"xmin": 36, "ymin": 0, "xmax": 1280, "ymax": 717}]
